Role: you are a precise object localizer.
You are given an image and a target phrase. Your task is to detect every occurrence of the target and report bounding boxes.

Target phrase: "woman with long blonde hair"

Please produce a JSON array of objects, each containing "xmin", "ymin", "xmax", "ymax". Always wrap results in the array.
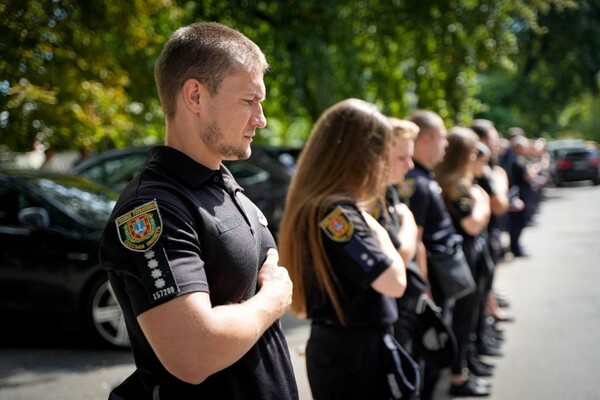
[{"xmin": 278, "ymin": 98, "xmax": 409, "ymax": 399}]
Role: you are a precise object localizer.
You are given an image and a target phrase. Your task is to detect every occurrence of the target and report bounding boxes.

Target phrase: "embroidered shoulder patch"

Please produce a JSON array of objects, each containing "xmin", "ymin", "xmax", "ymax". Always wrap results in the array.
[
  {"xmin": 368, "ymin": 202, "xmax": 382, "ymax": 221},
  {"xmin": 398, "ymin": 178, "xmax": 416, "ymax": 198},
  {"xmin": 116, "ymin": 200, "xmax": 163, "ymax": 252},
  {"xmin": 320, "ymin": 206, "xmax": 354, "ymax": 242}
]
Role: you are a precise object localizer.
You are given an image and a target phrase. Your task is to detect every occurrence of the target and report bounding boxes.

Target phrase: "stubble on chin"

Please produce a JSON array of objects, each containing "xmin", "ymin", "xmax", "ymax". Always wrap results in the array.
[
  {"xmin": 220, "ymin": 143, "xmax": 251, "ymax": 160},
  {"xmin": 204, "ymin": 121, "xmax": 250, "ymax": 160}
]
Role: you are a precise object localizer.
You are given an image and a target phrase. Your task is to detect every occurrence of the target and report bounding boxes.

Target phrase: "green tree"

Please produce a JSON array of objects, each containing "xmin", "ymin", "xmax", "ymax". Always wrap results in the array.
[
  {"xmin": 186, "ymin": 0, "xmax": 547, "ymax": 137},
  {"xmin": 1, "ymin": 0, "xmax": 589, "ymax": 151},
  {"xmin": 476, "ymin": 0, "xmax": 600, "ymax": 138},
  {"xmin": 0, "ymin": 0, "xmax": 181, "ymax": 152}
]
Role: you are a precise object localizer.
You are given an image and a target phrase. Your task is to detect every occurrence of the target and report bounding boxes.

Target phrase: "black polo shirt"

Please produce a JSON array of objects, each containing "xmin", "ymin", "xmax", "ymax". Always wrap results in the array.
[
  {"xmin": 401, "ymin": 162, "xmax": 462, "ymax": 255},
  {"xmin": 370, "ymin": 186, "xmax": 402, "ymax": 250},
  {"xmin": 307, "ymin": 201, "xmax": 397, "ymax": 327},
  {"xmin": 99, "ymin": 145, "xmax": 298, "ymax": 399}
]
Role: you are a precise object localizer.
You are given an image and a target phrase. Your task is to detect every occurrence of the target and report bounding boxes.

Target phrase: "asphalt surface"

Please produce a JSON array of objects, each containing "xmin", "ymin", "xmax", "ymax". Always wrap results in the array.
[{"xmin": 1, "ymin": 182, "xmax": 599, "ymax": 399}]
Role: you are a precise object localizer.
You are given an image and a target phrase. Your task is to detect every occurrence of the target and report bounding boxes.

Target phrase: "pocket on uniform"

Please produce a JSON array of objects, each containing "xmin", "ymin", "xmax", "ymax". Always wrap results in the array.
[{"xmin": 216, "ymin": 216, "xmax": 242, "ymax": 234}]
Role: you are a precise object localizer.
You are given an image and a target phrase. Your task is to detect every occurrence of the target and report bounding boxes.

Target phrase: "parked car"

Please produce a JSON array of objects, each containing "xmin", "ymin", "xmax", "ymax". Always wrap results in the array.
[
  {"xmin": 257, "ymin": 145, "xmax": 302, "ymax": 174},
  {"xmin": 71, "ymin": 145, "xmax": 297, "ymax": 236},
  {"xmin": 0, "ymin": 169, "xmax": 129, "ymax": 347},
  {"xmin": 552, "ymin": 147, "xmax": 600, "ymax": 186}
]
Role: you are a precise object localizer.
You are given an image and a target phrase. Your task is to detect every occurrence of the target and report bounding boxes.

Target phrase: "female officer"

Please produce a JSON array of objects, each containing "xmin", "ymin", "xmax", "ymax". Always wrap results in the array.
[
  {"xmin": 278, "ymin": 99, "xmax": 409, "ymax": 399},
  {"xmin": 433, "ymin": 127, "xmax": 492, "ymax": 397}
]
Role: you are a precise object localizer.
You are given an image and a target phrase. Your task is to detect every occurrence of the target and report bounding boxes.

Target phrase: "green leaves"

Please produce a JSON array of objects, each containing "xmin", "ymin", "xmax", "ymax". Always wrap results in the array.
[{"xmin": 1, "ymin": 0, "xmax": 596, "ymax": 152}]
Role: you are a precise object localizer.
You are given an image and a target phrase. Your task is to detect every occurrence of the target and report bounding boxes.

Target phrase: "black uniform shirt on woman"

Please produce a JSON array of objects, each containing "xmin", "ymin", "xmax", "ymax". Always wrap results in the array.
[
  {"xmin": 446, "ymin": 188, "xmax": 480, "ymax": 270},
  {"xmin": 306, "ymin": 201, "xmax": 397, "ymax": 327},
  {"xmin": 99, "ymin": 145, "xmax": 298, "ymax": 399}
]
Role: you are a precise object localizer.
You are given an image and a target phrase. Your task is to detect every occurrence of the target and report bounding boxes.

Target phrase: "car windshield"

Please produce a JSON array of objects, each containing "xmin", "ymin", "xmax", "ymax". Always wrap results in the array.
[
  {"xmin": 76, "ymin": 151, "xmax": 148, "ymax": 191},
  {"xmin": 28, "ymin": 175, "xmax": 117, "ymax": 227}
]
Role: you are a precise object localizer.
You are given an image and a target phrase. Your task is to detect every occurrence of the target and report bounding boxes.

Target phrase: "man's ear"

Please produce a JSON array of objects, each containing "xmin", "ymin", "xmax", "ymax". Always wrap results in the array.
[{"xmin": 181, "ymin": 79, "xmax": 203, "ymax": 113}]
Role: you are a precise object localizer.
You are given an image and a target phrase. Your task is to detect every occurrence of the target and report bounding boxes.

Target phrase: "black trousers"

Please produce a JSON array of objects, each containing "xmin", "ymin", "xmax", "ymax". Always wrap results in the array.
[
  {"xmin": 508, "ymin": 210, "xmax": 527, "ymax": 254},
  {"xmin": 306, "ymin": 323, "xmax": 389, "ymax": 400}
]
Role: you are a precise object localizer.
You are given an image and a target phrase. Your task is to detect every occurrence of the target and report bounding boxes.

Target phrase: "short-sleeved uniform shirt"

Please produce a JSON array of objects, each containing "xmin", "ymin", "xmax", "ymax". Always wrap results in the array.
[
  {"xmin": 475, "ymin": 172, "xmax": 500, "ymax": 233},
  {"xmin": 445, "ymin": 186, "xmax": 479, "ymax": 271},
  {"xmin": 370, "ymin": 187, "xmax": 402, "ymax": 250},
  {"xmin": 306, "ymin": 201, "xmax": 397, "ymax": 327},
  {"xmin": 511, "ymin": 155, "xmax": 533, "ymax": 205},
  {"xmin": 380, "ymin": 185, "xmax": 428, "ymax": 301},
  {"xmin": 400, "ymin": 162, "xmax": 462, "ymax": 255},
  {"xmin": 99, "ymin": 146, "xmax": 298, "ymax": 399}
]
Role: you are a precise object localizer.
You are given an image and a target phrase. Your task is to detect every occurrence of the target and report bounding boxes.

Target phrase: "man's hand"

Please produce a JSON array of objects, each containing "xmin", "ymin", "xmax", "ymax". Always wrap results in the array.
[
  {"xmin": 138, "ymin": 249, "xmax": 293, "ymax": 384},
  {"xmin": 257, "ymin": 249, "xmax": 293, "ymax": 317}
]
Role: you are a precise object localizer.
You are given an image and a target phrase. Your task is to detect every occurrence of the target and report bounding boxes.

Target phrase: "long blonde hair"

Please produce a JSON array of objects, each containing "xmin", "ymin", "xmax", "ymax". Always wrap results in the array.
[{"xmin": 278, "ymin": 98, "xmax": 393, "ymax": 322}]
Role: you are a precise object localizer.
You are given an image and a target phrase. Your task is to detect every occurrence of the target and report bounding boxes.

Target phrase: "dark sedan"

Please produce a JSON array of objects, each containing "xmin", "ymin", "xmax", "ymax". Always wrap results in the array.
[
  {"xmin": 71, "ymin": 145, "xmax": 296, "ymax": 236},
  {"xmin": 552, "ymin": 147, "xmax": 600, "ymax": 186},
  {"xmin": 0, "ymin": 169, "xmax": 129, "ymax": 347}
]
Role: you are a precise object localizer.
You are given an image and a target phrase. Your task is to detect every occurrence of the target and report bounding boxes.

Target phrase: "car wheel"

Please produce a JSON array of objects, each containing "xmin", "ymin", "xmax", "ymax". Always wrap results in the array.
[{"xmin": 86, "ymin": 276, "xmax": 130, "ymax": 348}]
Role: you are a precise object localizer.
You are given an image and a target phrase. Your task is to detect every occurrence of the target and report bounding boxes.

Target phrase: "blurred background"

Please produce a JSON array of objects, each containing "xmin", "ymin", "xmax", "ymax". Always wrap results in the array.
[{"xmin": 1, "ymin": 0, "xmax": 600, "ymax": 160}]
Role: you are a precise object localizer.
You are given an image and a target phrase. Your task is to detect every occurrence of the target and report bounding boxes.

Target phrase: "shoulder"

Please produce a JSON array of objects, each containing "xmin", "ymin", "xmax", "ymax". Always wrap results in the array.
[
  {"xmin": 405, "ymin": 170, "xmax": 433, "ymax": 196},
  {"xmin": 319, "ymin": 203, "xmax": 365, "ymax": 243},
  {"xmin": 397, "ymin": 179, "xmax": 417, "ymax": 199},
  {"xmin": 109, "ymin": 198, "xmax": 182, "ymax": 254}
]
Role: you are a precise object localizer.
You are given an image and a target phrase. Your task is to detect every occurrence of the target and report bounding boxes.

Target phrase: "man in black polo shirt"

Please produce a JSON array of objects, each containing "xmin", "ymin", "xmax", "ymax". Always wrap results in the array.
[
  {"xmin": 401, "ymin": 110, "xmax": 489, "ymax": 398},
  {"xmin": 402, "ymin": 110, "xmax": 463, "ymax": 305},
  {"xmin": 99, "ymin": 22, "xmax": 298, "ymax": 399}
]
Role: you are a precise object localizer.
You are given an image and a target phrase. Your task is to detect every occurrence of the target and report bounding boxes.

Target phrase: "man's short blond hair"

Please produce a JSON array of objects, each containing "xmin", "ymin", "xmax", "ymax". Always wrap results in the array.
[{"xmin": 388, "ymin": 117, "xmax": 419, "ymax": 140}]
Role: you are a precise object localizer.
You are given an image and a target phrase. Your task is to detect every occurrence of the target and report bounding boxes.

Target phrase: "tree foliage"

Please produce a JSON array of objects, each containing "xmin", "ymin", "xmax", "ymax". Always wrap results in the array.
[
  {"xmin": 476, "ymin": 0, "xmax": 600, "ymax": 138},
  {"xmin": 1, "ymin": 0, "xmax": 597, "ymax": 152},
  {"xmin": 0, "ymin": 0, "xmax": 182, "ymax": 152}
]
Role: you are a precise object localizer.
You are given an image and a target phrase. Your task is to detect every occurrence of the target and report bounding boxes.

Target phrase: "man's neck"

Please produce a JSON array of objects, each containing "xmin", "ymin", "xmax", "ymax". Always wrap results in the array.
[
  {"xmin": 412, "ymin": 154, "xmax": 433, "ymax": 171},
  {"xmin": 165, "ymin": 127, "xmax": 221, "ymax": 170}
]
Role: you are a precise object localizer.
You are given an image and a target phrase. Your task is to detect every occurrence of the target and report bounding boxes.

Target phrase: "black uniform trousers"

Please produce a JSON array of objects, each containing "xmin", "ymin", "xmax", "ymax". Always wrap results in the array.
[{"xmin": 306, "ymin": 323, "xmax": 390, "ymax": 400}]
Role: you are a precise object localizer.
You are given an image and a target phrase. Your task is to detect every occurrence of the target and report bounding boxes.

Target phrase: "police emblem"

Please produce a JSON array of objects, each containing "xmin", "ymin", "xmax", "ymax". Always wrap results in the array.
[
  {"xmin": 116, "ymin": 200, "xmax": 162, "ymax": 252},
  {"xmin": 398, "ymin": 178, "xmax": 416, "ymax": 198},
  {"xmin": 368, "ymin": 202, "xmax": 382, "ymax": 221},
  {"xmin": 320, "ymin": 206, "xmax": 354, "ymax": 242}
]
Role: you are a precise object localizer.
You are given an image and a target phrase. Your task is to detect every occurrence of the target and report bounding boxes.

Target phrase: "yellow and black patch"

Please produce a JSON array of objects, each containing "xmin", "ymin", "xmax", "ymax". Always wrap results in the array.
[
  {"xmin": 397, "ymin": 178, "xmax": 416, "ymax": 198},
  {"xmin": 116, "ymin": 200, "xmax": 162, "ymax": 252},
  {"xmin": 320, "ymin": 206, "xmax": 354, "ymax": 242},
  {"xmin": 368, "ymin": 202, "xmax": 383, "ymax": 221}
]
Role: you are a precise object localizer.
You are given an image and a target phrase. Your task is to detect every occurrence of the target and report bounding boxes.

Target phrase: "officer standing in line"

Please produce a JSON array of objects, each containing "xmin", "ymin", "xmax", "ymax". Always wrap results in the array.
[
  {"xmin": 278, "ymin": 99, "xmax": 413, "ymax": 400},
  {"xmin": 470, "ymin": 119, "xmax": 512, "ymax": 355},
  {"xmin": 381, "ymin": 118, "xmax": 420, "ymax": 266},
  {"xmin": 377, "ymin": 118, "xmax": 421, "ymax": 350},
  {"xmin": 99, "ymin": 22, "xmax": 297, "ymax": 399},
  {"xmin": 506, "ymin": 134, "xmax": 538, "ymax": 257},
  {"xmin": 402, "ymin": 110, "xmax": 490, "ymax": 398}
]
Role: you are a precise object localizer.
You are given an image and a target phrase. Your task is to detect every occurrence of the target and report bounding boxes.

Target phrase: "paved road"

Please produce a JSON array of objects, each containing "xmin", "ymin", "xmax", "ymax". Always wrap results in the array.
[
  {"xmin": 1, "ymin": 183, "xmax": 599, "ymax": 399},
  {"xmin": 476, "ymin": 182, "xmax": 600, "ymax": 400}
]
